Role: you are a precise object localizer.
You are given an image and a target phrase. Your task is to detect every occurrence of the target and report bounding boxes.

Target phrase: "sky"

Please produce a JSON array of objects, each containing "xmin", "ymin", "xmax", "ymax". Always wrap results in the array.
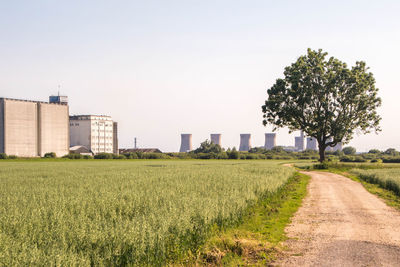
[{"xmin": 1, "ymin": 0, "xmax": 399, "ymax": 152}]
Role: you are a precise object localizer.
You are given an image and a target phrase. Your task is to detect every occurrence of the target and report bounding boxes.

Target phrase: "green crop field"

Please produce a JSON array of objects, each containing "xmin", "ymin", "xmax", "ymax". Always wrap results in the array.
[
  {"xmin": 352, "ymin": 168, "xmax": 400, "ymax": 196},
  {"xmin": 0, "ymin": 160, "xmax": 294, "ymax": 266}
]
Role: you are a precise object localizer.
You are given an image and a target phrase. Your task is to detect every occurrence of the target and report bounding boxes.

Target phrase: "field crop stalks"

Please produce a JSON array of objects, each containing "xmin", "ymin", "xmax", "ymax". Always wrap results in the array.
[{"xmin": 173, "ymin": 172, "xmax": 310, "ymax": 266}]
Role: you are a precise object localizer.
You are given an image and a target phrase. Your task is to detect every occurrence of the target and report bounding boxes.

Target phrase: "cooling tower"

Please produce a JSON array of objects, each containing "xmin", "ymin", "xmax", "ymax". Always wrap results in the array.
[
  {"xmin": 306, "ymin": 137, "xmax": 317, "ymax": 151},
  {"xmin": 179, "ymin": 134, "xmax": 192, "ymax": 152},
  {"xmin": 264, "ymin": 133, "xmax": 276, "ymax": 150},
  {"xmin": 210, "ymin": 134, "xmax": 221, "ymax": 146},
  {"xmin": 239, "ymin": 134, "xmax": 251, "ymax": 151},
  {"xmin": 295, "ymin": 131, "xmax": 304, "ymax": 151}
]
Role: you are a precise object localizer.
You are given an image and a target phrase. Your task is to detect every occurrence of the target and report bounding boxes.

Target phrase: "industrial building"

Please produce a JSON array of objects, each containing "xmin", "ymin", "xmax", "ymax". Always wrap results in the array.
[
  {"xmin": 0, "ymin": 96, "xmax": 69, "ymax": 157},
  {"xmin": 70, "ymin": 115, "xmax": 117, "ymax": 154},
  {"xmin": 264, "ymin": 133, "xmax": 276, "ymax": 150},
  {"xmin": 179, "ymin": 134, "xmax": 192, "ymax": 152},
  {"xmin": 239, "ymin": 134, "xmax": 251, "ymax": 151},
  {"xmin": 210, "ymin": 134, "xmax": 221, "ymax": 146}
]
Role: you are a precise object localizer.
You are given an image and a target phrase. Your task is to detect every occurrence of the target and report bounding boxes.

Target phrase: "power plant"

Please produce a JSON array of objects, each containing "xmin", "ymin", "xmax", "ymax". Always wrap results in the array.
[
  {"xmin": 210, "ymin": 134, "xmax": 221, "ymax": 146},
  {"xmin": 0, "ymin": 96, "xmax": 69, "ymax": 157},
  {"xmin": 264, "ymin": 133, "xmax": 276, "ymax": 150},
  {"xmin": 306, "ymin": 137, "xmax": 317, "ymax": 150},
  {"xmin": 239, "ymin": 134, "xmax": 251, "ymax": 151},
  {"xmin": 179, "ymin": 134, "xmax": 192, "ymax": 152}
]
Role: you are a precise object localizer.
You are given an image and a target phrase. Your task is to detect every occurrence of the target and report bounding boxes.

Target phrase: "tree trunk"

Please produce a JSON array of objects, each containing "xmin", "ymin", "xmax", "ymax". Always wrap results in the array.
[{"xmin": 318, "ymin": 145, "xmax": 326, "ymax": 163}]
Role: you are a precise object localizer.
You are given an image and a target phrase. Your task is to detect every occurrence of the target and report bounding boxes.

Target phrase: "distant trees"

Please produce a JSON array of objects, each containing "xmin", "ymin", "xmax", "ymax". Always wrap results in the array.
[
  {"xmin": 193, "ymin": 140, "xmax": 223, "ymax": 154},
  {"xmin": 342, "ymin": 147, "xmax": 356, "ymax": 155},
  {"xmin": 262, "ymin": 48, "xmax": 381, "ymax": 162}
]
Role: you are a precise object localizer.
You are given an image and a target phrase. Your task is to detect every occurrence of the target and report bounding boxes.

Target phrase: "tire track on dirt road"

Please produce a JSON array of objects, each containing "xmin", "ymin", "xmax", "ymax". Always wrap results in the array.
[{"xmin": 274, "ymin": 171, "xmax": 400, "ymax": 267}]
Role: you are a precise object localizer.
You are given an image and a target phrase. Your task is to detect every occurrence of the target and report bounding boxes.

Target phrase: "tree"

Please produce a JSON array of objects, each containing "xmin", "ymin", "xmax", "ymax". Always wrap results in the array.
[
  {"xmin": 342, "ymin": 146, "xmax": 356, "ymax": 155},
  {"xmin": 368, "ymin": 149, "xmax": 381, "ymax": 154},
  {"xmin": 193, "ymin": 140, "xmax": 222, "ymax": 154},
  {"xmin": 262, "ymin": 48, "xmax": 381, "ymax": 162}
]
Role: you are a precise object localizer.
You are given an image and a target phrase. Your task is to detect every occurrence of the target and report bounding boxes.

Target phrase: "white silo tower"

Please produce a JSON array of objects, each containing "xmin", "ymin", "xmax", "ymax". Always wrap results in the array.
[{"xmin": 306, "ymin": 137, "xmax": 317, "ymax": 151}]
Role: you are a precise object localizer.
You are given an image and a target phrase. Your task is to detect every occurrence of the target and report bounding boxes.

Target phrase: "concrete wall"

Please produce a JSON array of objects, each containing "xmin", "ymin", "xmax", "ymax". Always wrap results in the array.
[
  {"xmin": 70, "ymin": 118, "xmax": 91, "ymax": 149},
  {"xmin": 4, "ymin": 99, "xmax": 38, "ymax": 157},
  {"xmin": 38, "ymin": 103, "xmax": 69, "ymax": 157},
  {"xmin": 0, "ymin": 99, "xmax": 4, "ymax": 153}
]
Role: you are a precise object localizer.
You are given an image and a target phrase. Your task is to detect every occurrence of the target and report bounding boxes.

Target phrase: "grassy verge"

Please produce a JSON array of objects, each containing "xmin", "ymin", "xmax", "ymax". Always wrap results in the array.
[
  {"xmin": 173, "ymin": 172, "xmax": 310, "ymax": 266},
  {"xmin": 325, "ymin": 168, "xmax": 400, "ymax": 211}
]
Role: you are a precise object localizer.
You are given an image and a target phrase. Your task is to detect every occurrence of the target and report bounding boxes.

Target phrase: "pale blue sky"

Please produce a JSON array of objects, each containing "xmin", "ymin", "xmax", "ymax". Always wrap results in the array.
[{"xmin": 1, "ymin": 0, "xmax": 399, "ymax": 152}]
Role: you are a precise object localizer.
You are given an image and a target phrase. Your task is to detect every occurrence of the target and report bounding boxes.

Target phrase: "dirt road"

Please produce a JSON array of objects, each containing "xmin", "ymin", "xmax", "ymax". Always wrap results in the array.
[{"xmin": 275, "ymin": 171, "xmax": 400, "ymax": 267}]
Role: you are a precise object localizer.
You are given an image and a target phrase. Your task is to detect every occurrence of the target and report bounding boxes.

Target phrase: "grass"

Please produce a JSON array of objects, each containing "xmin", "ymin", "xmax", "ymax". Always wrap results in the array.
[
  {"xmin": 0, "ymin": 160, "xmax": 295, "ymax": 266},
  {"xmin": 180, "ymin": 172, "xmax": 310, "ymax": 266}
]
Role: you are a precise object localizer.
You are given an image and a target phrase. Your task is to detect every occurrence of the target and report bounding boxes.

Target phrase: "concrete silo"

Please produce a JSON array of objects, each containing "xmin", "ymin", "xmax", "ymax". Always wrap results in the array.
[
  {"xmin": 239, "ymin": 134, "xmax": 251, "ymax": 151},
  {"xmin": 294, "ymin": 131, "xmax": 304, "ymax": 151},
  {"xmin": 210, "ymin": 134, "xmax": 221, "ymax": 146},
  {"xmin": 264, "ymin": 133, "xmax": 276, "ymax": 150},
  {"xmin": 179, "ymin": 134, "xmax": 192, "ymax": 152}
]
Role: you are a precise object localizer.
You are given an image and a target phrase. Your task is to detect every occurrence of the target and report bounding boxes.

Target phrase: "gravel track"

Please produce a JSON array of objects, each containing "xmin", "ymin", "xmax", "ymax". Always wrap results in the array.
[{"xmin": 275, "ymin": 171, "xmax": 400, "ymax": 267}]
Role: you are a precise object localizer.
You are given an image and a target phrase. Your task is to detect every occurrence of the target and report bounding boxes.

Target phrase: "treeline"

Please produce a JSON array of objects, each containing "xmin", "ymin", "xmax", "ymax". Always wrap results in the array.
[{"xmin": 1, "ymin": 141, "xmax": 400, "ymax": 163}]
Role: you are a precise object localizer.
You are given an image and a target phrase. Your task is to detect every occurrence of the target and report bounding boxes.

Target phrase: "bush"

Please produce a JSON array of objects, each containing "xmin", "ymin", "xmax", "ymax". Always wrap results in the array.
[
  {"xmin": 227, "ymin": 149, "xmax": 239, "ymax": 159},
  {"xmin": 123, "ymin": 152, "xmax": 139, "ymax": 159},
  {"xmin": 112, "ymin": 154, "xmax": 126, "ymax": 159},
  {"xmin": 94, "ymin": 153, "xmax": 113, "ymax": 159},
  {"xmin": 314, "ymin": 162, "xmax": 330, "ymax": 169},
  {"xmin": 83, "ymin": 155, "xmax": 93, "ymax": 159},
  {"xmin": 342, "ymin": 146, "xmax": 356, "ymax": 155},
  {"xmin": 44, "ymin": 152, "xmax": 56, "ymax": 158},
  {"xmin": 7, "ymin": 155, "xmax": 18, "ymax": 159},
  {"xmin": 62, "ymin": 153, "xmax": 83, "ymax": 159},
  {"xmin": 382, "ymin": 157, "xmax": 400, "ymax": 163},
  {"xmin": 0, "ymin": 153, "xmax": 7, "ymax": 159}
]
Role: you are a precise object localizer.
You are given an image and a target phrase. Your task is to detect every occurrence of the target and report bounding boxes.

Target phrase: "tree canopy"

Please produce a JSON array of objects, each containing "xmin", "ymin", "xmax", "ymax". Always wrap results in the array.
[{"xmin": 262, "ymin": 48, "xmax": 381, "ymax": 162}]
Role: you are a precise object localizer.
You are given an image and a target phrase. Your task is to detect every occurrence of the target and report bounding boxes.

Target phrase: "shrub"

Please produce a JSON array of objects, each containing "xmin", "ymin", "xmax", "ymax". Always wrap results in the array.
[
  {"xmin": 314, "ymin": 162, "xmax": 330, "ymax": 169},
  {"xmin": 44, "ymin": 152, "xmax": 56, "ymax": 158},
  {"xmin": 94, "ymin": 153, "xmax": 113, "ymax": 159},
  {"xmin": 7, "ymin": 155, "xmax": 18, "ymax": 159},
  {"xmin": 123, "ymin": 152, "xmax": 139, "ymax": 159},
  {"xmin": 382, "ymin": 157, "xmax": 400, "ymax": 163},
  {"xmin": 227, "ymin": 149, "xmax": 239, "ymax": 159},
  {"xmin": 112, "ymin": 154, "xmax": 126, "ymax": 159},
  {"xmin": 83, "ymin": 155, "xmax": 93, "ymax": 159},
  {"xmin": 0, "ymin": 153, "xmax": 7, "ymax": 159}
]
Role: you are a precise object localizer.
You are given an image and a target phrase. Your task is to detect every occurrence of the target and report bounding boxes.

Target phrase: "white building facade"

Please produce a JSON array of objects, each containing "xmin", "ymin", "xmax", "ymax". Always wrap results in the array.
[{"xmin": 70, "ymin": 115, "xmax": 116, "ymax": 154}]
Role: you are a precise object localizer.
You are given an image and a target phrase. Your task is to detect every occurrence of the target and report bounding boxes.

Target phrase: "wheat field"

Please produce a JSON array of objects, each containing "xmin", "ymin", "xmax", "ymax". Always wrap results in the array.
[{"xmin": 0, "ymin": 160, "xmax": 293, "ymax": 266}]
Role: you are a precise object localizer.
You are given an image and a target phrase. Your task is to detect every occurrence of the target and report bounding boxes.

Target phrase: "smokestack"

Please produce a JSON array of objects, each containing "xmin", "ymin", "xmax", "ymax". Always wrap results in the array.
[
  {"xmin": 239, "ymin": 134, "xmax": 251, "ymax": 151},
  {"xmin": 264, "ymin": 133, "xmax": 276, "ymax": 150},
  {"xmin": 179, "ymin": 134, "xmax": 192, "ymax": 152},
  {"xmin": 210, "ymin": 134, "xmax": 221, "ymax": 146},
  {"xmin": 306, "ymin": 137, "xmax": 317, "ymax": 151}
]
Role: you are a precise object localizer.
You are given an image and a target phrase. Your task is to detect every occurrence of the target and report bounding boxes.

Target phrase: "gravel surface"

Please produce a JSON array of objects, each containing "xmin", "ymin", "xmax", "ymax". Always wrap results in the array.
[{"xmin": 274, "ymin": 171, "xmax": 400, "ymax": 267}]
